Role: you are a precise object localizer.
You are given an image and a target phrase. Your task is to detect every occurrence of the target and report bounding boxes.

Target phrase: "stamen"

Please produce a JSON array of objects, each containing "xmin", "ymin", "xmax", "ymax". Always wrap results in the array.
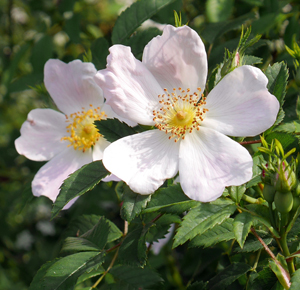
[
  {"xmin": 61, "ymin": 104, "xmax": 107, "ymax": 152},
  {"xmin": 152, "ymin": 87, "xmax": 208, "ymax": 142}
]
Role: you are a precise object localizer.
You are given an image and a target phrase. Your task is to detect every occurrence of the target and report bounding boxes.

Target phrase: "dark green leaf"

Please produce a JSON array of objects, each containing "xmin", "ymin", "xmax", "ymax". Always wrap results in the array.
[
  {"xmin": 110, "ymin": 265, "xmax": 163, "ymax": 288},
  {"xmin": 30, "ymin": 35, "xmax": 53, "ymax": 72},
  {"xmin": 265, "ymin": 62, "xmax": 289, "ymax": 106},
  {"xmin": 248, "ymin": 267, "xmax": 282, "ymax": 290},
  {"xmin": 91, "ymin": 37, "xmax": 110, "ymax": 70},
  {"xmin": 208, "ymin": 263, "xmax": 252, "ymax": 290},
  {"xmin": 233, "ymin": 212, "xmax": 253, "ymax": 248},
  {"xmin": 42, "ymin": 252, "xmax": 105, "ymax": 290},
  {"xmin": 123, "ymin": 27, "xmax": 162, "ymax": 60},
  {"xmin": 76, "ymin": 267, "xmax": 105, "ymax": 285},
  {"xmin": 61, "ymin": 237, "xmax": 100, "ymax": 253},
  {"xmin": 121, "ymin": 184, "xmax": 151, "ymax": 222},
  {"xmin": 265, "ymin": 132, "xmax": 300, "ymax": 155},
  {"xmin": 119, "ymin": 224, "xmax": 151, "ymax": 267},
  {"xmin": 189, "ymin": 219, "xmax": 235, "ymax": 248},
  {"xmin": 95, "ymin": 119, "xmax": 137, "ymax": 143},
  {"xmin": 143, "ymin": 184, "xmax": 199, "ymax": 214},
  {"xmin": 187, "ymin": 281, "xmax": 208, "ymax": 290},
  {"xmin": 111, "ymin": 0, "xmax": 176, "ymax": 44},
  {"xmin": 173, "ymin": 199, "xmax": 236, "ymax": 248},
  {"xmin": 51, "ymin": 161, "xmax": 109, "ymax": 219}
]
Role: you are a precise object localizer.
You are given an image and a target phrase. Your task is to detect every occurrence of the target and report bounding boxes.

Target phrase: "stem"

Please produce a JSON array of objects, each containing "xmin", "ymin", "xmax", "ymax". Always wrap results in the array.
[
  {"xmin": 242, "ymin": 194, "xmax": 260, "ymax": 204},
  {"xmin": 239, "ymin": 140, "xmax": 261, "ymax": 145},
  {"xmin": 279, "ymin": 230, "xmax": 295, "ymax": 275},
  {"xmin": 251, "ymin": 227, "xmax": 291, "ymax": 287},
  {"xmin": 268, "ymin": 202, "xmax": 276, "ymax": 229},
  {"xmin": 252, "ymin": 249, "xmax": 262, "ymax": 271},
  {"xmin": 92, "ymin": 220, "xmax": 128, "ymax": 288}
]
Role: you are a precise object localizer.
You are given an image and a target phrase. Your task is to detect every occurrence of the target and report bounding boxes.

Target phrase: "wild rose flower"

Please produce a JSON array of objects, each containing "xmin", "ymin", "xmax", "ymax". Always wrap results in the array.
[
  {"xmin": 94, "ymin": 25, "xmax": 280, "ymax": 202},
  {"xmin": 15, "ymin": 59, "xmax": 121, "ymax": 207}
]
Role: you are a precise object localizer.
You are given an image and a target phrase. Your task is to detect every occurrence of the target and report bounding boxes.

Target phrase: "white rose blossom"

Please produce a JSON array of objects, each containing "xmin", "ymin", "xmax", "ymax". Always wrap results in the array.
[
  {"xmin": 15, "ymin": 59, "xmax": 124, "ymax": 207},
  {"xmin": 95, "ymin": 25, "xmax": 280, "ymax": 202}
]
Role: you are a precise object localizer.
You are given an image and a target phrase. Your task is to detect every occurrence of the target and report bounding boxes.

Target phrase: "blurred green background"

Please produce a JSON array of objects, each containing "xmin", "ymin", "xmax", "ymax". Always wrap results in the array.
[{"xmin": 1, "ymin": 0, "xmax": 300, "ymax": 289}]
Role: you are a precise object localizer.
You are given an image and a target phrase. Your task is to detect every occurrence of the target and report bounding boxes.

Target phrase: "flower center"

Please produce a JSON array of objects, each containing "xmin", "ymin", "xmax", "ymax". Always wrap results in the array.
[
  {"xmin": 61, "ymin": 104, "xmax": 107, "ymax": 152},
  {"xmin": 152, "ymin": 87, "xmax": 208, "ymax": 142}
]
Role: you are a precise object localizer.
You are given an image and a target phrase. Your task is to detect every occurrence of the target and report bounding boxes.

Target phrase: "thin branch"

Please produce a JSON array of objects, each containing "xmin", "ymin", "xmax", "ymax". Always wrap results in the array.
[{"xmin": 239, "ymin": 140, "xmax": 261, "ymax": 145}]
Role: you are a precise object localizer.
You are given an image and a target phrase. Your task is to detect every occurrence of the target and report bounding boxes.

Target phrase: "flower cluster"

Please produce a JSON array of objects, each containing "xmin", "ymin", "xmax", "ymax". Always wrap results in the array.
[{"xmin": 16, "ymin": 25, "xmax": 280, "ymax": 205}]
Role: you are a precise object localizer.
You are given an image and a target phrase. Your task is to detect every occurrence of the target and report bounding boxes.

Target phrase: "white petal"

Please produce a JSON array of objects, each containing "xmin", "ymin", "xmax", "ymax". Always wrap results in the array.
[
  {"xmin": 179, "ymin": 127, "xmax": 253, "ymax": 202},
  {"xmin": 15, "ymin": 109, "xmax": 67, "ymax": 161},
  {"xmin": 103, "ymin": 130, "xmax": 180, "ymax": 194},
  {"xmin": 202, "ymin": 66, "xmax": 280, "ymax": 136},
  {"xmin": 44, "ymin": 59, "xmax": 104, "ymax": 115},
  {"xmin": 102, "ymin": 174, "xmax": 121, "ymax": 182},
  {"xmin": 92, "ymin": 137, "xmax": 110, "ymax": 161},
  {"xmin": 94, "ymin": 45, "xmax": 162, "ymax": 125},
  {"xmin": 32, "ymin": 148, "xmax": 93, "ymax": 202},
  {"xmin": 143, "ymin": 25, "xmax": 207, "ymax": 93}
]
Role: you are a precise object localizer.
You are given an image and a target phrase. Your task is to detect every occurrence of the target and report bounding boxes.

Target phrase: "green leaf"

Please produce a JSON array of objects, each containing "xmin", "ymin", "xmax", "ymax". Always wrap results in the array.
[
  {"xmin": 119, "ymin": 224, "xmax": 151, "ymax": 267},
  {"xmin": 143, "ymin": 184, "xmax": 199, "ymax": 214},
  {"xmin": 173, "ymin": 199, "xmax": 236, "ymax": 248},
  {"xmin": 80, "ymin": 217, "xmax": 110, "ymax": 249},
  {"xmin": 248, "ymin": 267, "xmax": 283, "ymax": 290},
  {"xmin": 110, "ymin": 265, "xmax": 163, "ymax": 288},
  {"xmin": 51, "ymin": 161, "xmax": 109, "ymax": 219},
  {"xmin": 29, "ymin": 260, "xmax": 57, "ymax": 290},
  {"xmin": 90, "ymin": 37, "xmax": 110, "ymax": 70},
  {"xmin": 265, "ymin": 62, "xmax": 289, "ymax": 106},
  {"xmin": 111, "ymin": 0, "xmax": 176, "ymax": 44},
  {"xmin": 123, "ymin": 27, "xmax": 162, "ymax": 60},
  {"xmin": 208, "ymin": 262, "xmax": 252, "ymax": 290},
  {"xmin": 42, "ymin": 252, "xmax": 105, "ymax": 290},
  {"xmin": 228, "ymin": 185, "xmax": 246, "ymax": 203},
  {"xmin": 233, "ymin": 212, "xmax": 253, "ymax": 248},
  {"xmin": 206, "ymin": 0, "xmax": 234, "ymax": 23},
  {"xmin": 242, "ymin": 55, "xmax": 262, "ymax": 66},
  {"xmin": 189, "ymin": 218, "xmax": 235, "ymax": 248},
  {"xmin": 269, "ymin": 258, "xmax": 290, "ymax": 290},
  {"xmin": 265, "ymin": 132, "xmax": 300, "ymax": 155},
  {"xmin": 61, "ymin": 237, "xmax": 100, "ymax": 253},
  {"xmin": 187, "ymin": 281, "xmax": 208, "ymax": 290},
  {"xmin": 121, "ymin": 184, "xmax": 151, "ymax": 222},
  {"xmin": 290, "ymin": 268, "xmax": 300, "ymax": 290},
  {"xmin": 234, "ymin": 230, "xmax": 273, "ymax": 253},
  {"xmin": 30, "ymin": 35, "xmax": 53, "ymax": 72},
  {"xmin": 76, "ymin": 267, "xmax": 105, "ymax": 285},
  {"xmin": 94, "ymin": 119, "xmax": 137, "ymax": 143}
]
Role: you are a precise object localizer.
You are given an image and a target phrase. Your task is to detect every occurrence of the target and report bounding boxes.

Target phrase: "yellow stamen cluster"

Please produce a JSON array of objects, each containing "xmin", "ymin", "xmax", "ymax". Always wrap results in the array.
[
  {"xmin": 153, "ymin": 87, "xmax": 208, "ymax": 142},
  {"xmin": 61, "ymin": 104, "xmax": 107, "ymax": 152}
]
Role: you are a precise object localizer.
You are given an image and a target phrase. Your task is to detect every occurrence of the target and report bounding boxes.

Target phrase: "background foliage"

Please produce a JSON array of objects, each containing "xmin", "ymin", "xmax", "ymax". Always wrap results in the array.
[{"xmin": 1, "ymin": 0, "xmax": 300, "ymax": 289}]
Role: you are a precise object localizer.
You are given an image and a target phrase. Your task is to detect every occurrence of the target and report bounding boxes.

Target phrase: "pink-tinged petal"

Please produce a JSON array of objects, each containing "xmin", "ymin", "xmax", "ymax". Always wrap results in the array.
[
  {"xmin": 202, "ymin": 65, "xmax": 280, "ymax": 137},
  {"xmin": 143, "ymin": 25, "xmax": 207, "ymax": 93},
  {"xmin": 94, "ymin": 45, "xmax": 162, "ymax": 125},
  {"xmin": 101, "ymin": 103, "xmax": 137, "ymax": 127},
  {"xmin": 44, "ymin": 59, "xmax": 104, "ymax": 115},
  {"xmin": 179, "ymin": 127, "xmax": 253, "ymax": 202},
  {"xmin": 92, "ymin": 137, "xmax": 110, "ymax": 161},
  {"xmin": 32, "ymin": 148, "xmax": 93, "ymax": 202},
  {"xmin": 103, "ymin": 130, "xmax": 179, "ymax": 194},
  {"xmin": 15, "ymin": 108, "xmax": 67, "ymax": 161}
]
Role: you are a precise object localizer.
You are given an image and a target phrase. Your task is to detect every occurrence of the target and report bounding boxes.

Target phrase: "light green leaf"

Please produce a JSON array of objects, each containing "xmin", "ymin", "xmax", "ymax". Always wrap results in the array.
[
  {"xmin": 94, "ymin": 119, "xmax": 137, "ymax": 143},
  {"xmin": 290, "ymin": 268, "xmax": 300, "ymax": 290},
  {"xmin": 51, "ymin": 161, "xmax": 109, "ymax": 218},
  {"xmin": 143, "ymin": 184, "xmax": 199, "ymax": 214},
  {"xmin": 173, "ymin": 199, "xmax": 236, "ymax": 248},
  {"xmin": 208, "ymin": 262, "xmax": 252, "ymax": 290},
  {"xmin": 233, "ymin": 212, "xmax": 253, "ymax": 248},
  {"xmin": 111, "ymin": 0, "xmax": 176, "ymax": 44},
  {"xmin": 228, "ymin": 185, "xmax": 246, "ymax": 203},
  {"xmin": 189, "ymin": 218, "xmax": 235, "ymax": 248},
  {"xmin": 121, "ymin": 184, "xmax": 151, "ymax": 222},
  {"xmin": 265, "ymin": 132, "xmax": 300, "ymax": 155}
]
